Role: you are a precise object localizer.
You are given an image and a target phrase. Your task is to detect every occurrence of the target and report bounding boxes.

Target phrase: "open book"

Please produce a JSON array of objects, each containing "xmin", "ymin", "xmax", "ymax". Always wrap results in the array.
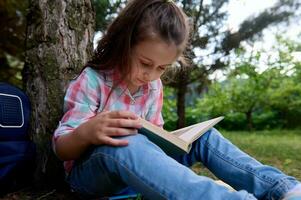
[{"xmin": 138, "ymin": 116, "xmax": 224, "ymax": 155}]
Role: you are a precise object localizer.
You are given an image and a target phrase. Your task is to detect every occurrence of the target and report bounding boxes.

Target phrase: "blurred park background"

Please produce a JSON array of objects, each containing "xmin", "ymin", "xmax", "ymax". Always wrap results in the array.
[{"xmin": 0, "ymin": 0, "xmax": 301, "ymax": 198}]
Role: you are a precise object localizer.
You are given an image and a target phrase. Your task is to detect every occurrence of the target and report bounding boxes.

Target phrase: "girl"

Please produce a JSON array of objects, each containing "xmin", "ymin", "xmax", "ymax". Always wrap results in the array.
[{"xmin": 53, "ymin": 0, "xmax": 301, "ymax": 199}]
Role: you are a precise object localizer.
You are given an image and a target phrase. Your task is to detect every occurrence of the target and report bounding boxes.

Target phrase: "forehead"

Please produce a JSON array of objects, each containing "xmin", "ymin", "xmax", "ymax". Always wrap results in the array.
[{"xmin": 133, "ymin": 39, "xmax": 178, "ymax": 64}]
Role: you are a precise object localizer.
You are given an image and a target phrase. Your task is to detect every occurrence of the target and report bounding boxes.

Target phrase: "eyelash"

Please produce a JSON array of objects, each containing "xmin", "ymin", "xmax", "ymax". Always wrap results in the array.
[
  {"xmin": 141, "ymin": 62, "xmax": 151, "ymax": 67},
  {"xmin": 140, "ymin": 61, "xmax": 166, "ymax": 71}
]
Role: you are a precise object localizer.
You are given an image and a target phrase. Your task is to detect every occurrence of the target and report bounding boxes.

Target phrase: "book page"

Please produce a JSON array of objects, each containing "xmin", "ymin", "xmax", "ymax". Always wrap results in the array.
[
  {"xmin": 171, "ymin": 124, "xmax": 199, "ymax": 137},
  {"xmin": 176, "ymin": 117, "xmax": 224, "ymax": 143}
]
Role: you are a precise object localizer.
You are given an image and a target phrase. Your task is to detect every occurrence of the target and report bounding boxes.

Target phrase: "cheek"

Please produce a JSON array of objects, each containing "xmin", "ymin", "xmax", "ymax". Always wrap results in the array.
[{"xmin": 131, "ymin": 64, "xmax": 140, "ymax": 77}]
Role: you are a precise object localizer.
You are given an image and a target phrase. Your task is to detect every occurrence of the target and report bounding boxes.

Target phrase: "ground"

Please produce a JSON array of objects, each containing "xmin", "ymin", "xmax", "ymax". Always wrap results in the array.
[{"xmin": 0, "ymin": 188, "xmax": 79, "ymax": 200}]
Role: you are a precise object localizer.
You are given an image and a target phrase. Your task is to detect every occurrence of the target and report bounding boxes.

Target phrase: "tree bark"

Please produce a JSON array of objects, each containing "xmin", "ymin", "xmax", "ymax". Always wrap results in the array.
[
  {"xmin": 246, "ymin": 110, "xmax": 253, "ymax": 131},
  {"xmin": 23, "ymin": 0, "xmax": 94, "ymax": 188},
  {"xmin": 176, "ymin": 71, "xmax": 188, "ymax": 128}
]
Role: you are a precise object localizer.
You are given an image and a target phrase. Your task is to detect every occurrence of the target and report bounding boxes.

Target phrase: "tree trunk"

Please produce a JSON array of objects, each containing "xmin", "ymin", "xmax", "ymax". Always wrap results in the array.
[
  {"xmin": 23, "ymin": 0, "xmax": 94, "ymax": 188},
  {"xmin": 176, "ymin": 71, "xmax": 188, "ymax": 129},
  {"xmin": 246, "ymin": 110, "xmax": 253, "ymax": 131}
]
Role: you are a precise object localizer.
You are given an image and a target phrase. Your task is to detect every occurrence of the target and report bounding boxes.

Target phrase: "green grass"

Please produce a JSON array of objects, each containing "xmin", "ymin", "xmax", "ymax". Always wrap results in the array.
[{"xmin": 192, "ymin": 129, "xmax": 301, "ymax": 181}]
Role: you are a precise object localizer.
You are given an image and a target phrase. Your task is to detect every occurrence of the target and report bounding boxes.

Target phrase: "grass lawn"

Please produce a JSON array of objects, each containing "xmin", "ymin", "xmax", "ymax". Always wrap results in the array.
[{"xmin": 192, "ymin": 129, "xmax": 301, "ymax": 181}]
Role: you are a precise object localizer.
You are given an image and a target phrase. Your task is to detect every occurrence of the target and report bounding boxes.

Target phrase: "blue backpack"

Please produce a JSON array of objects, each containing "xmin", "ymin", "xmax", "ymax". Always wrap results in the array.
[{"xmin": 0, "ymin": 83, "xmax": 36, "ymax": 195}]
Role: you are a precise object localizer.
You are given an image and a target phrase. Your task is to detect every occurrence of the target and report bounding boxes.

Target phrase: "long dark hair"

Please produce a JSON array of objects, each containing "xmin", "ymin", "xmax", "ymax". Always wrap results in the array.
[
  {"xmin": 86, "ymin": 0, "xmax": 190, "ymax": 108},
  {"xmin": 88, "ymin": 0, "xmax": 190, "ymax": 76}
]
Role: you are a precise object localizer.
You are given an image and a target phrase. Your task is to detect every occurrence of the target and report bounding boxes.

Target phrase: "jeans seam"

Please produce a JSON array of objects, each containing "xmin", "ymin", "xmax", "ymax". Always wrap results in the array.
[
  {"xmin": 204, "ymin": 138, "xmax": 275, "ymax": 185},
  {"xmin": 84, "ymin": 150, "xmax": 169, "ymax": 199}
]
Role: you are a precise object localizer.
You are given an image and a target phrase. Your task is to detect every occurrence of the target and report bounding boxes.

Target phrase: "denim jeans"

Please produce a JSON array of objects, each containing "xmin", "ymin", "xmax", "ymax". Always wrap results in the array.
[{"xmin": 67, "ymin": 128, "xmax": 299, "ymax": 200}]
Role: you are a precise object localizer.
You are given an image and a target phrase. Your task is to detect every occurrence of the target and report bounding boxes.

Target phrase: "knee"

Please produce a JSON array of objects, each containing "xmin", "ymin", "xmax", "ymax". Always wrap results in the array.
[
  {"xmin": 202, "ymin": 128, "xmax": 223, "ymax": 141},
  {"xmin": 210, "ymin": 128, "xmax": 223, "ymax": 137}
]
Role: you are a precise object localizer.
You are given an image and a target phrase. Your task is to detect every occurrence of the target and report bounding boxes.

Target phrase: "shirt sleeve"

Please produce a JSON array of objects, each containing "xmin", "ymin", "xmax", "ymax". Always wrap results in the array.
[
  {"xmin": 145, "ymin": 79, "xmax": 164, "ymax": 127},
  {"xmin": 53, "ymin": 67, "xmax": 101, "ymax": 139}
]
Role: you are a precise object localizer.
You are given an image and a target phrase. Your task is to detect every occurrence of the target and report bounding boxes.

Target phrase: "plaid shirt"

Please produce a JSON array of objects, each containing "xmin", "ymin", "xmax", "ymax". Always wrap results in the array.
[{"xmin": 53, "ymin": 67, "xmax": 164, "ymax": 172}]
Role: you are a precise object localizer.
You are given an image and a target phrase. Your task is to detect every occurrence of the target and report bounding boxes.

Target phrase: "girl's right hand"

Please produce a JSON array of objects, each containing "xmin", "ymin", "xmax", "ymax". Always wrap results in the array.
[{"xmin": 77, "ymin": 111, "xmax": 142, "ymax": 146}]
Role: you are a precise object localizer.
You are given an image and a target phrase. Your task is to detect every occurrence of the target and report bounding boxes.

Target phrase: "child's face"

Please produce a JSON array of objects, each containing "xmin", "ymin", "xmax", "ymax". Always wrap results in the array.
[{"xmin": 128, "ymin": 39, "xmax": 178, "ymax": 93}]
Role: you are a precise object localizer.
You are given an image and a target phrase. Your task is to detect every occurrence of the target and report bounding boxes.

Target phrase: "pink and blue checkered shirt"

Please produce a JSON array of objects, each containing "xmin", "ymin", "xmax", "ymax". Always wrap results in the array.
[{"xmin": 53, "ymin": 67, "xmax": 164, "ymax": 172}]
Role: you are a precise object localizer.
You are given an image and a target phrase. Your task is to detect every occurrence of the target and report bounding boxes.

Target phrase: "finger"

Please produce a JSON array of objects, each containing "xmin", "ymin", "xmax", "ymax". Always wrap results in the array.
[
  {"xmin": 102, "ymin": 136, "xmax": 129, "ymax": 146},
  {"xmin": 107, "ymin": 118, "xmax": 142, "ymax": 129},
  {"xmin": 108, "ymin": 110, "xmax": 139, "ymax": 119},
  {"xmin": 105, "ymin": 127, "xmax": 138, "ymax": 136}
]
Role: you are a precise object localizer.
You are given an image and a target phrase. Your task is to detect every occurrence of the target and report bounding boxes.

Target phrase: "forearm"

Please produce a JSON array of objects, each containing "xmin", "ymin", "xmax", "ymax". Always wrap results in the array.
[{"xmin": 54, "ymin": 126, "xmax": 90, "ymax": 161}]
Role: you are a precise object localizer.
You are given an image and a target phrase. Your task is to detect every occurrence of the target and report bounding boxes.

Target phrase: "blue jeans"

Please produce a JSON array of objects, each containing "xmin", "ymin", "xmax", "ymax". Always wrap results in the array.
[{"xmin": 67, "ymin": 128, "xmax": 299, "ymax": 199}]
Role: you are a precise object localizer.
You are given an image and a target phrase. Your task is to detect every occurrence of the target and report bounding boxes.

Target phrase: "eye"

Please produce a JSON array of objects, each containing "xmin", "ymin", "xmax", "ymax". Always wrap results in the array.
[{"xmin": 140, "ymin": 60, "xmax": 152, "ymax": 68}]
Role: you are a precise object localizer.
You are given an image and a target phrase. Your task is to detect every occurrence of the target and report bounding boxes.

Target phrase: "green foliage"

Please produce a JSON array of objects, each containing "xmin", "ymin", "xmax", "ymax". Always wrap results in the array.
[
  {"xmin": 162, "ymin": 87, "xmax": 178, "ymax": 131},
  {"xmin": 0, "ymin": 54, "xmax": 23, "ymax": 87},
  {"xmin": 0, "ymin": 0, "xmax": 28, "ymax": 88},
  {"xmin": 162, "ymin": 36, "xmax": 301, "ymax": 131},
  {"xmin": 92, "ymin": 0, "xmax": 125, "ymax": 31},
  {"xmin": 0, "ymin": 0, "xmax": 27, "ymax": 57},
  {"xmin": 267, "ymin": 78, "xmax": 301, "ymax": 128},
  {"xmin": 193, "ymin": 70, "xmax": 301, "ymax": 130}
]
